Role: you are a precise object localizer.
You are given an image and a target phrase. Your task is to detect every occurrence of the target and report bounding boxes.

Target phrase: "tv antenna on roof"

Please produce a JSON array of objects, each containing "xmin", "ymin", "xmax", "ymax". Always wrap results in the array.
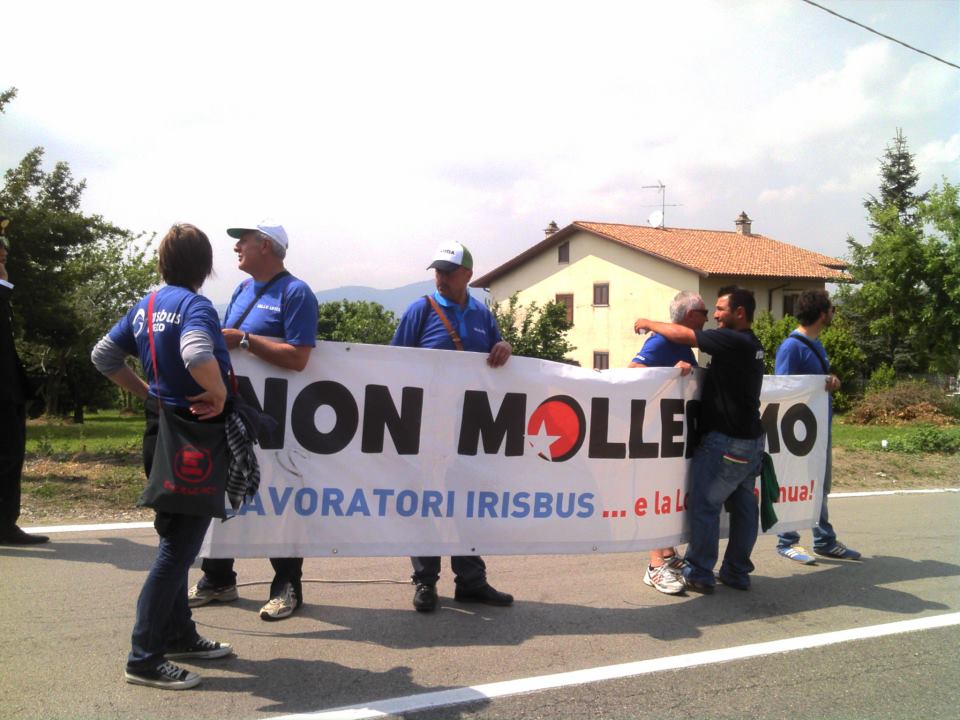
[{"xmin": 641, "ymin": 181, "xmax": 682, "ymax": 228}]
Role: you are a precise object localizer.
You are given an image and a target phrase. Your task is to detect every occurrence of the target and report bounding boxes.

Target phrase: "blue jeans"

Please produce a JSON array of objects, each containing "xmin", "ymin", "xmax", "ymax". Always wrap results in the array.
[
  {"xmin": 127, "ymin": 513, "xmax": 212, "ymax": 671},
  {"xmin": 777, "ymin": 440, "xmax": 836, "ymax": 550},
  {"xmin": 683, "ymin": 431, "xmax": 765, "ymax": 587}
]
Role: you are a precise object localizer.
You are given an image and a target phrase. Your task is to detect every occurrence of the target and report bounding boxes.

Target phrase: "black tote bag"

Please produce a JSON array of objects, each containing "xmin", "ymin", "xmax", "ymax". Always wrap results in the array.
[{"xmin": 136, "ymin": 292, "xmax": 229, "ymax": 519}]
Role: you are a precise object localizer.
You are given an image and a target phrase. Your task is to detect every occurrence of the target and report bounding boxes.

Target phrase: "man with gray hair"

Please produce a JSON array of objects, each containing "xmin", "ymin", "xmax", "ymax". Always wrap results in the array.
[
  {"xmin": 188, "ymin": 220, "xmax": 319, "ymax": 621},
  {"xmin": 628, "ymin": 290, "xmax": 708, "ymax": 594}
]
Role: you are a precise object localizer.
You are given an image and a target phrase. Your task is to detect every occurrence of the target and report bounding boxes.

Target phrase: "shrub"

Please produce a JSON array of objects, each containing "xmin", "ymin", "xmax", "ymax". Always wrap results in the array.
[
  {"xmin": 885, "ymin": 426, "xmax": 960, "ymax": 454},
  {"xmin": 847, "ymin": 380, "xmax": 957, "ymax": 425},
  {"xmin": 866, "ymin": 363, "xmax": 897, "ymax": 395}
]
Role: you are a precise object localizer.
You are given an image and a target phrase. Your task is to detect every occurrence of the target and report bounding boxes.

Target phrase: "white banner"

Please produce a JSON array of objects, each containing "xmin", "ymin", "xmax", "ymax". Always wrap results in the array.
[{"xmin": 201, "ymin": 343, "xmax": 827, "ymax": 558}]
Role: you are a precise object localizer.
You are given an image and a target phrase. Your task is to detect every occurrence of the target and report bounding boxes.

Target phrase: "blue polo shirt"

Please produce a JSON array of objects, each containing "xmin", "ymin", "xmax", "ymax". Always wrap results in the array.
[
  {"xmin": 391, "ymin": 291, "xmax": 502, "ymax": 353},
  {"xmin": 632, "ymin": 333, "xmax": 697, "ymax": 368},
  {"xmin": 108, "ymin": 285, "xmax": 232, "ymax": 408},
  {"xmin": 223, "ymin": 273, "xmax": 318, "ymax": 345}
]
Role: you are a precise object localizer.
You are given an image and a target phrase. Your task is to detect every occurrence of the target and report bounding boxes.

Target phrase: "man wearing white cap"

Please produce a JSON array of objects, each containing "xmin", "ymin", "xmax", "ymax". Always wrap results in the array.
[
  {"xmin": 391, "ymin": 241, "xmax": 514, "ymax": 612},
  {"xmin": 187, "ymin": 220, "xmax": 318, "ymax": 621}
]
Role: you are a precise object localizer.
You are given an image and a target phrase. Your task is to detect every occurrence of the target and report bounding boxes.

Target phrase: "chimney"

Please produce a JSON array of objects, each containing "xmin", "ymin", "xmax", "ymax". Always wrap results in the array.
[
  {"xmin": 544, "ymin": 221, "xmax": 560, "ymax": 237},
  {"xmin": 735, "ymin": 211, "xmax": 752, "ymax": 236}
]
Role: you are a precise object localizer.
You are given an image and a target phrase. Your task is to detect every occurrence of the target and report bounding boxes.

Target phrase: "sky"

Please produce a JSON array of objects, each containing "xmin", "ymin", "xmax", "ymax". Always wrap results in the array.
[{"xmin": 2, "ymin": 0, "xmax": 958, "ymax": 305}]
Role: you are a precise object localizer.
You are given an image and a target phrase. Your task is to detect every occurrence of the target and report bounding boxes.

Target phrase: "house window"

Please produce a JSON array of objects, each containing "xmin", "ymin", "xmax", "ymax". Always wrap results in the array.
[
  {"xmin": 783, "ymin": 292, "xmax": 801, "ymax": 318},
  {"xmin": 593, "ymin": 352, "xmax": 609, "ymax": 370},
  {"xmin": 558, "ymin": 242, "xmax": 570, "ymax": 263},
  {"xmin": 593, "ymin": 283, "xmax": 609, "ymax": 306},
  {"xmin": 555, "ymin": 293, "xmax": 574, "ymax": 326}
]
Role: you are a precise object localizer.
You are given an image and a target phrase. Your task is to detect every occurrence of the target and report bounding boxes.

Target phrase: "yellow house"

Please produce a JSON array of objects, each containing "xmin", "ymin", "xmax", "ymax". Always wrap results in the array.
[{"xmin": 471, "ymin": 213, "xmax": 850, "ymax": 369}]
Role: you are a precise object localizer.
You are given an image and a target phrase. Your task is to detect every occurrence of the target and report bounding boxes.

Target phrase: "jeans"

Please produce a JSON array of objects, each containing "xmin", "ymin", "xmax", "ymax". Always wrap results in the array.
[
  {"xmin": 411, "ymin": 555, "xmax": 487, "ymax": 589},
  {"xmin": 683, "ymin": 431, "xmax": 765, "ymax": 587},
  {"xmin": 127, "ymin": 513, "xmax": 211, "ymax": 671},
  {"xmin": 127, "ymin": 401, "xmax": 212, "ymax": 672},
  {"xmin": 777, "ymin": 439, "xmax": 836, "ymax": 550}
]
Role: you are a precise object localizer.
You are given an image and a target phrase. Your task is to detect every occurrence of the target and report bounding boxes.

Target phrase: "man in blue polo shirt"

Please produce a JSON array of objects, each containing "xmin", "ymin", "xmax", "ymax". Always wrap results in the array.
[
  {"xmin": 775, "ymin": 288, "xmax": 861, "ymax": 563},
  {"xmin": 187, "ymin": 219, "xmax": 319, "ymax": 621},
  {"xmin": 629, "ymin": 290, "xmax": 707, "ymax": 595},
  {"xmin": 391, "ymin": 241, "xmax": 513, "ymax": 613}
]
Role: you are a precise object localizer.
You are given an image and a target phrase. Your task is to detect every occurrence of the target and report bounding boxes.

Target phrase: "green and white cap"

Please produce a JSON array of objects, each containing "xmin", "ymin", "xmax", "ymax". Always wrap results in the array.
[{"xmin": 427, "ymin": 241, "xmax": 473, "ymax": 272}]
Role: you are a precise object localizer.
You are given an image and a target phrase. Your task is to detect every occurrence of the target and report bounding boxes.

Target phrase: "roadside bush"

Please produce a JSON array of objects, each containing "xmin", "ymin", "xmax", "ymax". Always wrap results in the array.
[
  {"xmin": 866, "ymin": 363, "xmax": 897, "ymax": 395},
  {"xmin": 847, "ymin": 380, "xmax": 957, "ymax": 425},
  {"xmin": 885, "ymin": 426, "xmax": 960, "ymax": 454}
]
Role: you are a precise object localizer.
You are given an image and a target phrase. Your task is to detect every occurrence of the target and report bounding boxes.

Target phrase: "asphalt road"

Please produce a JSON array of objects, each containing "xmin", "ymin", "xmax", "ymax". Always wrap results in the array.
[{"xmin": 1, "ymin": 491, "xmax": 958, "ymax": 720}]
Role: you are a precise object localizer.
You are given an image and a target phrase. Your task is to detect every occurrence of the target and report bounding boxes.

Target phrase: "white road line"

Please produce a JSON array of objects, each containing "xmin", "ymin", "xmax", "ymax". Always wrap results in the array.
[
  {"xmin": 274, "ymin": 613, "xmax": 960, "ymax": 720},
  {"xmin": 22, "ymin": 488, "xmax": 958, "ymax": 535},
  {"xmin": 22, "ymin": 521, "xmax": 154, "ymax": 534}
]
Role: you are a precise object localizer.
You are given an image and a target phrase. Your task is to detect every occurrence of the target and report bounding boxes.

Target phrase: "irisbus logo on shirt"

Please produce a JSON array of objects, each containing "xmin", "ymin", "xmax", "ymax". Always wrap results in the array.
[{"xmin": 133, "ymin": 307, "xmax": 182, "ymax": 336}]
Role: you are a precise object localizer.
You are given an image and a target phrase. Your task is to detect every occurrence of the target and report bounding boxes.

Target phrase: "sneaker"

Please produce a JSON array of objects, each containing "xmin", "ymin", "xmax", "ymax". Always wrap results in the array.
[
  {"xmin": 717, "ymin": 571, "xmax": 750, "ymax": 591},
  {"xmin": 259, "ymin": 582, "xmax": 299, "ymax": 621},
  {"xmin": 454, "ymin": 583, "xmax": 514, "ymax": 606},
  {"xmin": 643, "ymin": 563, "xmax": 686, "ymax": 595},
  {"xmin": 814, "ymin": 542, "xmax": 862, "ymax": 561},
  {"xmin": 124, "ymin": 661, "xmax": 200, "ymax": 690},
  {"xmin": 777, "ymin": 545, "xmax": 817, "ymax": 565},
  {"xmin": 0, "ymin": 526, "xmax": 49, "ymax": 545},
  {"xmin": 413, "ymin": 583, "xmax": 439, "ymax": 612},
  {"xmin": 664, "ymin": 553, "xmax": 687, "ymax": 572},
  {"xmin": 683, "ymin": 577, "xmax": 715, "ymax": 595},
  {"xmin": 187, "ymin": 582, "xmax": 239, "ymax": 608},
  {"xmin": 166, "ymin": 636, "xmax": 233, "ymax": 660}
]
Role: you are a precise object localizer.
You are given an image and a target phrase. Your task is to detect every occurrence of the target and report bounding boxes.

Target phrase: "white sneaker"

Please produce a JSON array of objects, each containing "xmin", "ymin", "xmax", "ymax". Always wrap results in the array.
[
  {"xmin": 187, "ymin": 583, "xmax": 239, "ymax": 608},
  {"xmin": 259, "ymin": 582, "xmax": 299, "ymax": 621},
  {"xmin": 643, "ymin": 563, "xmax": 686, "ymax": 595}
]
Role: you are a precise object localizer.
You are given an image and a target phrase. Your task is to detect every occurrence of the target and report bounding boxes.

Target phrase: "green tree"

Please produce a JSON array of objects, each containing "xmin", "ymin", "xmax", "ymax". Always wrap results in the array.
[
  {"xmin": 864, "ymin": 128, "xmax": 926, "ymax": 229},
  {"xmin": 491, "ymin": 294, "xmax": 574, "ymax": 362},
  {"xmin": 316, "ymin": 300, "xmax": 398, "ymax": 344},
  {"xmin": 837, "ymin": 130, "xmax": 941, "ymax": 374},
  {"xmin": 750, "ymin": 311, "xmax": 797, "ymax": 373},
  {"xmin": 917, "ymin": 179, "xmax": 960, "ymax": 373},
  {"xmin": 2, "ymin": 94, "xmax": 158, "ymax": 420}
]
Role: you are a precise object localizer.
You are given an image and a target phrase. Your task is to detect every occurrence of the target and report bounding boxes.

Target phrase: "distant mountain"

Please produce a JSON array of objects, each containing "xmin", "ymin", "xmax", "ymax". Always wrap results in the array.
[
  {"xmin": 215, "ymin": 280, "xmax": 489, "ymax": 320},
  {"xmin": 315, "ymin": 280, "xmax": 489, "ymax": 317}
]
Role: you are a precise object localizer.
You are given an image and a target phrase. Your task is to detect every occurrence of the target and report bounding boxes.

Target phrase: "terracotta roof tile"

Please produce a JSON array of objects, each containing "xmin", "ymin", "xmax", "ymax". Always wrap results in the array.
[{"xmin": 471, "ymin": 221, "xmax": 850, "ymax": 287}]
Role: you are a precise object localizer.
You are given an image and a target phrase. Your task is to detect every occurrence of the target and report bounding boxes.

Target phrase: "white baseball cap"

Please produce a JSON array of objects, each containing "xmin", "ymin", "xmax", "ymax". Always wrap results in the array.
[
  {"xmin": 226, "ymin": 220, "xmax": 289, "ymax": 249},
  {"xmin": 427, "ymin": 241, "xmax": 474, "ymax": 272}
]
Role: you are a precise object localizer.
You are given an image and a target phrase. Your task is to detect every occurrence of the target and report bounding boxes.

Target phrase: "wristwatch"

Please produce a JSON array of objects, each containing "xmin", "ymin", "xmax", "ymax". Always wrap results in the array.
[{"xmin": 239, "ymin": 332, "xmax": 250, "ymax": 351}]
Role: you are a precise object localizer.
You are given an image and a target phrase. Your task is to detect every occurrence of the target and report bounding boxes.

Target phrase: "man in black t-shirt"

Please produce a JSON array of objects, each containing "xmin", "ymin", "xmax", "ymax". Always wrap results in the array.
[{"xmin": 634, "ymin": 286, "xmax": 765, "ymax": 593}]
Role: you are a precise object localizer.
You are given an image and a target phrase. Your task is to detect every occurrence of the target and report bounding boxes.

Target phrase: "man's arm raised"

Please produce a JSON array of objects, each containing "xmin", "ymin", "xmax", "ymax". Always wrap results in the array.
[{"xmin": 633, "ymin": 318, "xmax": 697, "ymax": 346}]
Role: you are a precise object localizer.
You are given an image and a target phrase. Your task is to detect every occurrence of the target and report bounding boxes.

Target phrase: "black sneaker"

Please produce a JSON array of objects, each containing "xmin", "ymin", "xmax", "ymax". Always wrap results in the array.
[
  {"xmin": 124, "ymin": 661, "xmax": 200, "ymax": 690},
  {"xmin": 166, "ymin": 636, "xmax": 233, "ymax": 660},
  {"xmin": 717, "ymin": 572, "xmax": 750, "ymax": 591},
  {"xmin": 413, "ymin": 583, "xmax": 438, "ymax": 612},
  {"xmin": 454, "ymin": 583, "xmax": 514, "ymax": 606},
  {"xmin": 683, "ymin": 578, "xmax": 715, "ymax": 595},
  {"xmin": 0, "ymin": 526, "xmax": 49, "ymax": 545}
]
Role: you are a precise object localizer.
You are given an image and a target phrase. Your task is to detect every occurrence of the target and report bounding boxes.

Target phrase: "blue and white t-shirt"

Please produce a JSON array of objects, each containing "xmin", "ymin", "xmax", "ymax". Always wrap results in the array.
[
  {"xmin": 108, "ymin": 285, "xmax": 232, "ymax": 408},
  {"xmin": 223, "ymin": 273, "xmax": 318, "ymax": 345}
]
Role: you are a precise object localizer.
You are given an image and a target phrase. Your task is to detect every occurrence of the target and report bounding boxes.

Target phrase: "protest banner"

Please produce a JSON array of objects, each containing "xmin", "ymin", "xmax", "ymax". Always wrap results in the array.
[{"xmin": 201, "ymin": 342, "xmax": 827, "ymax": 558}]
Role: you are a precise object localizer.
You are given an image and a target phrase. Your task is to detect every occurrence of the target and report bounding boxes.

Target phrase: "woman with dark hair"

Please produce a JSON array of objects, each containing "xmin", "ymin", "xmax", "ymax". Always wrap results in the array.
[{"xmin": 92, "ymin": 223, "xmax": 234, "ymax": 690}]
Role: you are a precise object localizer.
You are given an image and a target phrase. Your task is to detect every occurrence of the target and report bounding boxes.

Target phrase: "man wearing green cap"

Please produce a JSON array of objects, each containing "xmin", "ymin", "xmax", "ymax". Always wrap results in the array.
[{"xmin": 391, "ymin": 241, "xmax": 513, "ymax": 612}]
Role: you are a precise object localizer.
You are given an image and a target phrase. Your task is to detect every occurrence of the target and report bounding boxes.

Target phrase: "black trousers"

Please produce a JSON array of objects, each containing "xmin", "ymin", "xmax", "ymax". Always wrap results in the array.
[
  {"xmin": 411, "ymin": 555, "xmax": 487, "ymax": 589},
  {"xmin": 0, "ymin": 402, "xmax": 26, "ymax": 530}
]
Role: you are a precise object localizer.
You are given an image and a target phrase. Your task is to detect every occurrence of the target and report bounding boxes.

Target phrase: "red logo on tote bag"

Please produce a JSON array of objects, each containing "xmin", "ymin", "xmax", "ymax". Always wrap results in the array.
[{"xmin": 174, "ymin": 445, "xmax": 213, "ymax": 484}]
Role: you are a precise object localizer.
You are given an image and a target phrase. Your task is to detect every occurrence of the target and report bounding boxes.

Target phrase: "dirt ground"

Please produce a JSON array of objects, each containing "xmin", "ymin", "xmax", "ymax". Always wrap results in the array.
[{"xmin": 17, "ymin": 447, "xmax": 960, "ymax": 527}]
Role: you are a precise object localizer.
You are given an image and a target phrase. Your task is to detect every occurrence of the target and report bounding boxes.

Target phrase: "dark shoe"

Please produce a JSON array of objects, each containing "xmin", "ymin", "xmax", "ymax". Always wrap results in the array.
[
  {"xmin": 454, "ymin": 583, "xmax": 514, "ymax": 606},
  {"xmin": 166, "ymin": 636, "xmax": 233, "ymax": 660},
  {"xmin": 124, "ymin": 661, "xmax": 200, "ymax": 690},
  {"xmin": 814, "ymin": 542, "xmax": 862, "ymax": 561},
  {"xmin": 0, "ymin": 526, "xmax": 49, "ymax": 545},
  {"xmin": 413, "ymin": 583, "xmax": 438, "ymax": 612},
  {"xmin": 683, "ymin": 578, "xmax": 715, "ymax": 595},
  {"xmin": 717, "ymin": 572, "xmax": 750, "ymax": 591}
]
